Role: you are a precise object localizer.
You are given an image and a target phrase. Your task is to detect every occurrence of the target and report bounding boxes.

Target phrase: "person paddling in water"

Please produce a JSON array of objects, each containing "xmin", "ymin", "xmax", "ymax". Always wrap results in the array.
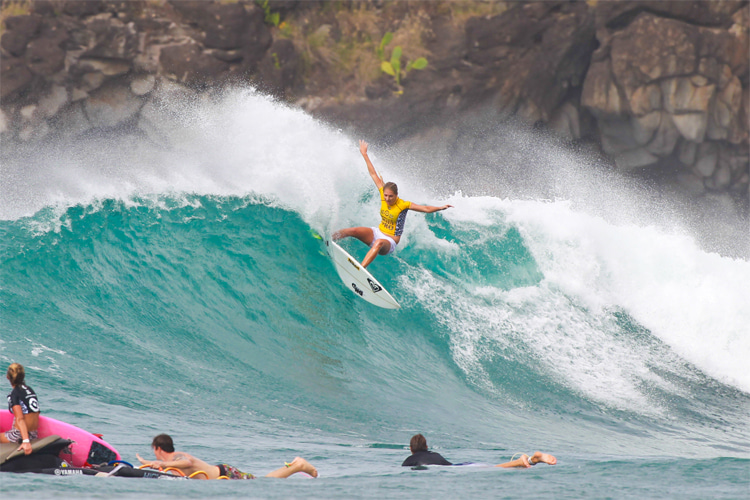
[
  {"xmin": 137, "ymin": 434, "xmax": 318, "ymax": 480},
  {"xmin": 333, "ymin": 140, "xmax": 453, "ymax": 268},
  {"xmin": 402, "ymin": 434, "xmax": 557, "ymax": 468}
]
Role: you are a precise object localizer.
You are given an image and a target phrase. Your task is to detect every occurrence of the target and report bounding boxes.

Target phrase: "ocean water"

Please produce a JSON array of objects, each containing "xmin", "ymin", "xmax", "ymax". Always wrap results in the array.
[{"xmin": 1, "ymin": 88, "xmax": 749, "ymax": 499}]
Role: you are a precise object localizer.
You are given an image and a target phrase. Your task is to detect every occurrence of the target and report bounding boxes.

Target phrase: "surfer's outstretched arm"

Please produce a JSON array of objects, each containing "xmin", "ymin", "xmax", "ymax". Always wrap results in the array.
[
  {"xmin": 409, "ymin": 202, "xmax": 453, "ymax": 213},
  {"xmin": 360, "ymin": 140, "xmax": 384, "ymax": 190}
]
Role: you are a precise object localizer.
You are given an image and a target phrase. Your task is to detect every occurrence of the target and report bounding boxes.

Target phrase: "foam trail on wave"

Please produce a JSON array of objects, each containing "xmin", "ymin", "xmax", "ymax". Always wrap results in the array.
[
  {"xmin": 409, "ymin": 195, "xmax": 750, "ymax": 412},
  {"xmin": 505, "ymin": 199, "xmax": 750, "ymax": 392}
]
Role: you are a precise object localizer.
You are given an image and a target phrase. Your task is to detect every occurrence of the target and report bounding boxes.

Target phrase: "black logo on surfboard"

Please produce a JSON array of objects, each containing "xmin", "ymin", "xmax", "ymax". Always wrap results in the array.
[
  {"xmin": 367, "ymin": 278, "xmax": 382, "ymax": 293},
  {"xmin": 351, "ymin": 283, "xmax": 364, "ymax": 296}
]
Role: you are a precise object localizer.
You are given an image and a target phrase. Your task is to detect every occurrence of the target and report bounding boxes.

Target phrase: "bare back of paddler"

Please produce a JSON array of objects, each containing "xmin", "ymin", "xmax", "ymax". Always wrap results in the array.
[{"xmin": 137, "ymin": 434, "xmax": 318, "ymax": 479}]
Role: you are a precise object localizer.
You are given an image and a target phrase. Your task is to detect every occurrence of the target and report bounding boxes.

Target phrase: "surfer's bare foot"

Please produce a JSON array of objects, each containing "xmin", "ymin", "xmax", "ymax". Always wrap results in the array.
[
  {"xmin": 265, "ymin": 457, "xmax": 318, "ymax": 478},
  {"xmin": 290, "ymin": 457, "xmax": 318, "ymax": 477},
  {"xmin": 530, "ymin": 451, "xmax": 557, "ymax": 465}
]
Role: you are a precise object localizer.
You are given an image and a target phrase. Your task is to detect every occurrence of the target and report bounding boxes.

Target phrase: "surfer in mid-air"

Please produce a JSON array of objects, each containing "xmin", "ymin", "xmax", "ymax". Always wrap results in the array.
[{"xmin": 333, "ymin": 140, "xmax": 452, "ymax": 268}]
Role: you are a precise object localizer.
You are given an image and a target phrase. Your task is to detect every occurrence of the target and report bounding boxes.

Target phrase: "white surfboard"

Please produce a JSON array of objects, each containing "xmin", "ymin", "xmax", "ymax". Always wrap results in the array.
[{"xmin": 326, "ymin": 239, "xmax": 400, "ymax": 309}]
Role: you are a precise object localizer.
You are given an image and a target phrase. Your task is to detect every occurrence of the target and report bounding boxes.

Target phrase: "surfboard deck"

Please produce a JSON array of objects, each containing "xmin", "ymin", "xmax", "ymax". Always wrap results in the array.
[
  {"xmin": 325, "ymin": 239, "xmax": 400, "ymax": 309},
  {"xmin": 1, "ymin": 412, "xmax": 120, "ymax": 467}
]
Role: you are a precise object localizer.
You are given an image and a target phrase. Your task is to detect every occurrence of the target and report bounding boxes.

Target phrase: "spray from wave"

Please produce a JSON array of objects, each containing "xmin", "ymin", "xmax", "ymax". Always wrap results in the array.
[{"xmin": 2, "ymin": 87, "xmax": 748, "ymax": 458}]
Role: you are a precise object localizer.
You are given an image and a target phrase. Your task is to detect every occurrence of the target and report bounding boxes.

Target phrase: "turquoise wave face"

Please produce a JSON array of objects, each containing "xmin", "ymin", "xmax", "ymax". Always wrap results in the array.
[{"xmin": 1, "ymin": 195, "xmax": 749, "ymax": 458}]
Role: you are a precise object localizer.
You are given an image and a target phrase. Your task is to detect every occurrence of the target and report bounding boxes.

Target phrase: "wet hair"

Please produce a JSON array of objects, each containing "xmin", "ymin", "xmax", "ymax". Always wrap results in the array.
[
  {"xmin": 410, "ymin": 433, "xmax": 428, "ymax": 453},
  {"xmin": 152, "ymin": 434, "xmax": 175, "ymax": 453},
  {"xmin": 6, "ymin": 363, "xmax": 25, "ymax": 386},
  {"xmin": 383, "ymin": 182, "xmax": 398, "ymax": 196}
]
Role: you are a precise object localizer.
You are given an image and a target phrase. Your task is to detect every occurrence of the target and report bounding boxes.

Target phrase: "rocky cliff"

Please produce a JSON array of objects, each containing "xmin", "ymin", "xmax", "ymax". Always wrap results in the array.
[{"xmin": 1, "ymin": 0, "xmax": 747, "ymax": 209}]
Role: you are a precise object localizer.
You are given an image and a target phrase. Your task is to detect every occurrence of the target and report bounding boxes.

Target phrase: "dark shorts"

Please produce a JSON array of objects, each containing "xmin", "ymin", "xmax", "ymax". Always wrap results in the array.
[{"xmin": 217, "ymin": 463, "xmax": 255, "ymax": 479}]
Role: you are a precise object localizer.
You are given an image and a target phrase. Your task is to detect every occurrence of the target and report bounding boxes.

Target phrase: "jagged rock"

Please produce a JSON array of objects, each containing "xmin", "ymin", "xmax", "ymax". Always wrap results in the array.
[
  {"xmin": 159, "ymin": 43, "xmax": 229, "ymax": 86},
  {"xmin": 464, "ymin": 1, "xmax": 596, "ymax": 122},
  {"xmin": 256, "ymin": 39, "xmax": 300, "ymax": 95},
  {"xmin": 82, "ymin": 15, "xmax": 139, "ymax": 60},
  {"xmin": 206, "ymin": 49, "xmax": 244, "ymax": 63},
  {"xmin": 51, "ymin": 101, "xmax": 92, "ymax": 140},
  {"xmin": 728, "ymin": 7, "xmax": 749, "ymax": 78},
  {"xmin": 708, "ymin": 74, "xmax": 743, "ymax": 141},
  {"xmin": 721, "ymin": 145, "xmax": 749, "ymax": 178},
  {"xmin": 78, "ymin": 58, "xmax": 131, "ymax": 77},
  {"xmin": 678, "ymin": 139, "xmax": 698, "ymax": 166},
  {"xmin": 130, "ymin": 74, "xmax": 156, "ymax": 96},
  {"xmin": 0, "ymin": 57, "xmax": 33, "ymax": 101},
  {"xmin": 170, "ymin": 1, "xmax": 270, "ymax": 53},
  {"xmin": 81, "ymin": 72, "xmax": 106, "ymax": 92},
  {"xmin": 630, "ymin": 111, "xmax": 660, "ymax": 146},
  {"xmin": 583, "ymin": 7, "xmax": 747, "ymax": 172},
  {"xmin": 694, "ymin": 142, "xmax": 718, "ymax": 177},
  {"xmin": 611, "ymin": 14, "xmax": 697, "ymax": 91},
  {"xmin": 365, "ymin": 79, "xmax": 396, "ymax": 100},
  {"xmin": 595, "ymin": 0, "xmax": 746, "ymax": 29},
  {"xmin": 202, "ymin": 3, "xmax": 251, "ymax": 50},
  {"xmin": 133, "ymin": 40, "xmax": 164, "ymax": 74},
  {"xmin": 61, "ymin": 0, "xmax": 106, "ymax": 18},
  {"xmin": 628, "ymin": 84, "xmax": 661, "ymax": 116},
  {"xmin": 707, "ymin": 160, "xmax": 733, "ymax": 190},
  {"xmin": 599, "ymin": 116, "xmax": 639, "ymax": 155},
  {"xmin": 71, "ymin": 88, "xmax": 89, "ymax": 102},
  {"xmin": 582, "ymin": 60, "xmax": 625, "ymax": 116},
  {"xmin": 37, "ymin": 18, "xmax": 71, "ymax": 48},
  {"xmin": 646, "ymin": 112, "xmax": 680, "ymax": 156},
  {"xmin": 84, "ymin": 82, "xmax": 142, "ymax": 128},
  {"xmin": 615, "ymin": 147, "xmax": 658, "ymax": 171},
  {"xmin": 37, "ymin": 85, "xmax": 69, "ymax": 119},
  {"xmin": 676, "ymin": 171, "xmax": 706, "ymax": 196},
  {"xmin": 1, "ymin": 15, "xmax": 42, "ymax": 57},
  {"xmin": 672, "ymin": 111, "xmax": 710, "ymax": 143},
  {"xmin": 25, "ymin": 38, "xmax": 65, "ymax": 77},
  {"xmin": 661, "ymin": 77, "xmax": 715, "ymax": 115},
  {"xmin": 548, "ymin": 101, "xmax": 581, "ymax": 141}
]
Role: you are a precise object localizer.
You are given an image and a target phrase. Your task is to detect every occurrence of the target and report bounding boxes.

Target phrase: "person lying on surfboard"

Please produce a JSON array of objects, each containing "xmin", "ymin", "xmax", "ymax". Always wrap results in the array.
[
  {"xmin": 401, "ymin": 434, "xmax": 557, "ymax": 468},
  {"xmin": 333, "ymin": 140, "xmax": 453, "ymax": 268},
  {"xmin": 137, "ymin": 433, "xmax": 318, "ymax": 480}
]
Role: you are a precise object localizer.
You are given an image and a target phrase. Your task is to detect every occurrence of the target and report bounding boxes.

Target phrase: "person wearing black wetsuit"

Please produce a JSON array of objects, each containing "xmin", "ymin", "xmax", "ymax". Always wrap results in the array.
[
  {"xmin": 401, "ymin": 434, "xmax": 452, "ymax": 466},
  {"xmin": 401, "ymin": 433, "xmax": 558, "ymax": 468}
]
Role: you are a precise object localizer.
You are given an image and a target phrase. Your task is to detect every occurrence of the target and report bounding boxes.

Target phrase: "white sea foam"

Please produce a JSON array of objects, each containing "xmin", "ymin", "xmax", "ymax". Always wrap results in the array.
[
  {"xmin": 3, "ymin": 86, "xmax": 748, "ymax": 404},
  {"xmin": 424, "ymin": 196, "xmax": 750, "ymax": 404}
]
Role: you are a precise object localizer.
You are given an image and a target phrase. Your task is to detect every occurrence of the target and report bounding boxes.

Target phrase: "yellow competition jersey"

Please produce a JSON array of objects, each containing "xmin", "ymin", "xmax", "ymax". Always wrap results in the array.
[{"xmin": 378, "ymin": 187, "xmax": 412, "ymax": 237}]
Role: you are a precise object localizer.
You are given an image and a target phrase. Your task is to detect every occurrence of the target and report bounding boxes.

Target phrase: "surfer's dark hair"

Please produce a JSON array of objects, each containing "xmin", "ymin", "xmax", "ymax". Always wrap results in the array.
[
  {"xmin": 383, "ymin": 182, "xmax": 398, "ymax": 195},
  {"xmin": 152, "ymin": 434, "xmax": 175, "ymax": 453},
  {"xmin": 410, "ymin": 434, "xmax": 428, "ymax": 453},
  {"xmin": 6, "ymin": 363, "xmax": 25, "ymax": 386}
]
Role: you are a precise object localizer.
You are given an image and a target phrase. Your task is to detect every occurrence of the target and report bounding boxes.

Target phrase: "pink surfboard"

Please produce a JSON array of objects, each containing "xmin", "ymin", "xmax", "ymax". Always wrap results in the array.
[{"xmin": 1, "ymin": 412, "xmax": 121, "ymax": 467}]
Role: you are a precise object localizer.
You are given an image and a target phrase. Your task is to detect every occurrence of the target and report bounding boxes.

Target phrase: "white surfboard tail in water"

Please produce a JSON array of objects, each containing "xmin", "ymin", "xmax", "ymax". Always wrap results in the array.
[{"xmin": 326, "ymin": 239, "xmax": 400, "ymax": 309}]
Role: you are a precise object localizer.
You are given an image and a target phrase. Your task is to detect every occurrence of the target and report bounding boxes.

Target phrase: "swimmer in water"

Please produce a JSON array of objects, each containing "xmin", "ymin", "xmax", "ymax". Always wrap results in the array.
[
  {"xmin": 401, "ymin": 434, "xmax": 557, "ymax": 468},
  {"xmin": 137, "ymin": 434, "xmax": 318, "ymax": 480}
]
